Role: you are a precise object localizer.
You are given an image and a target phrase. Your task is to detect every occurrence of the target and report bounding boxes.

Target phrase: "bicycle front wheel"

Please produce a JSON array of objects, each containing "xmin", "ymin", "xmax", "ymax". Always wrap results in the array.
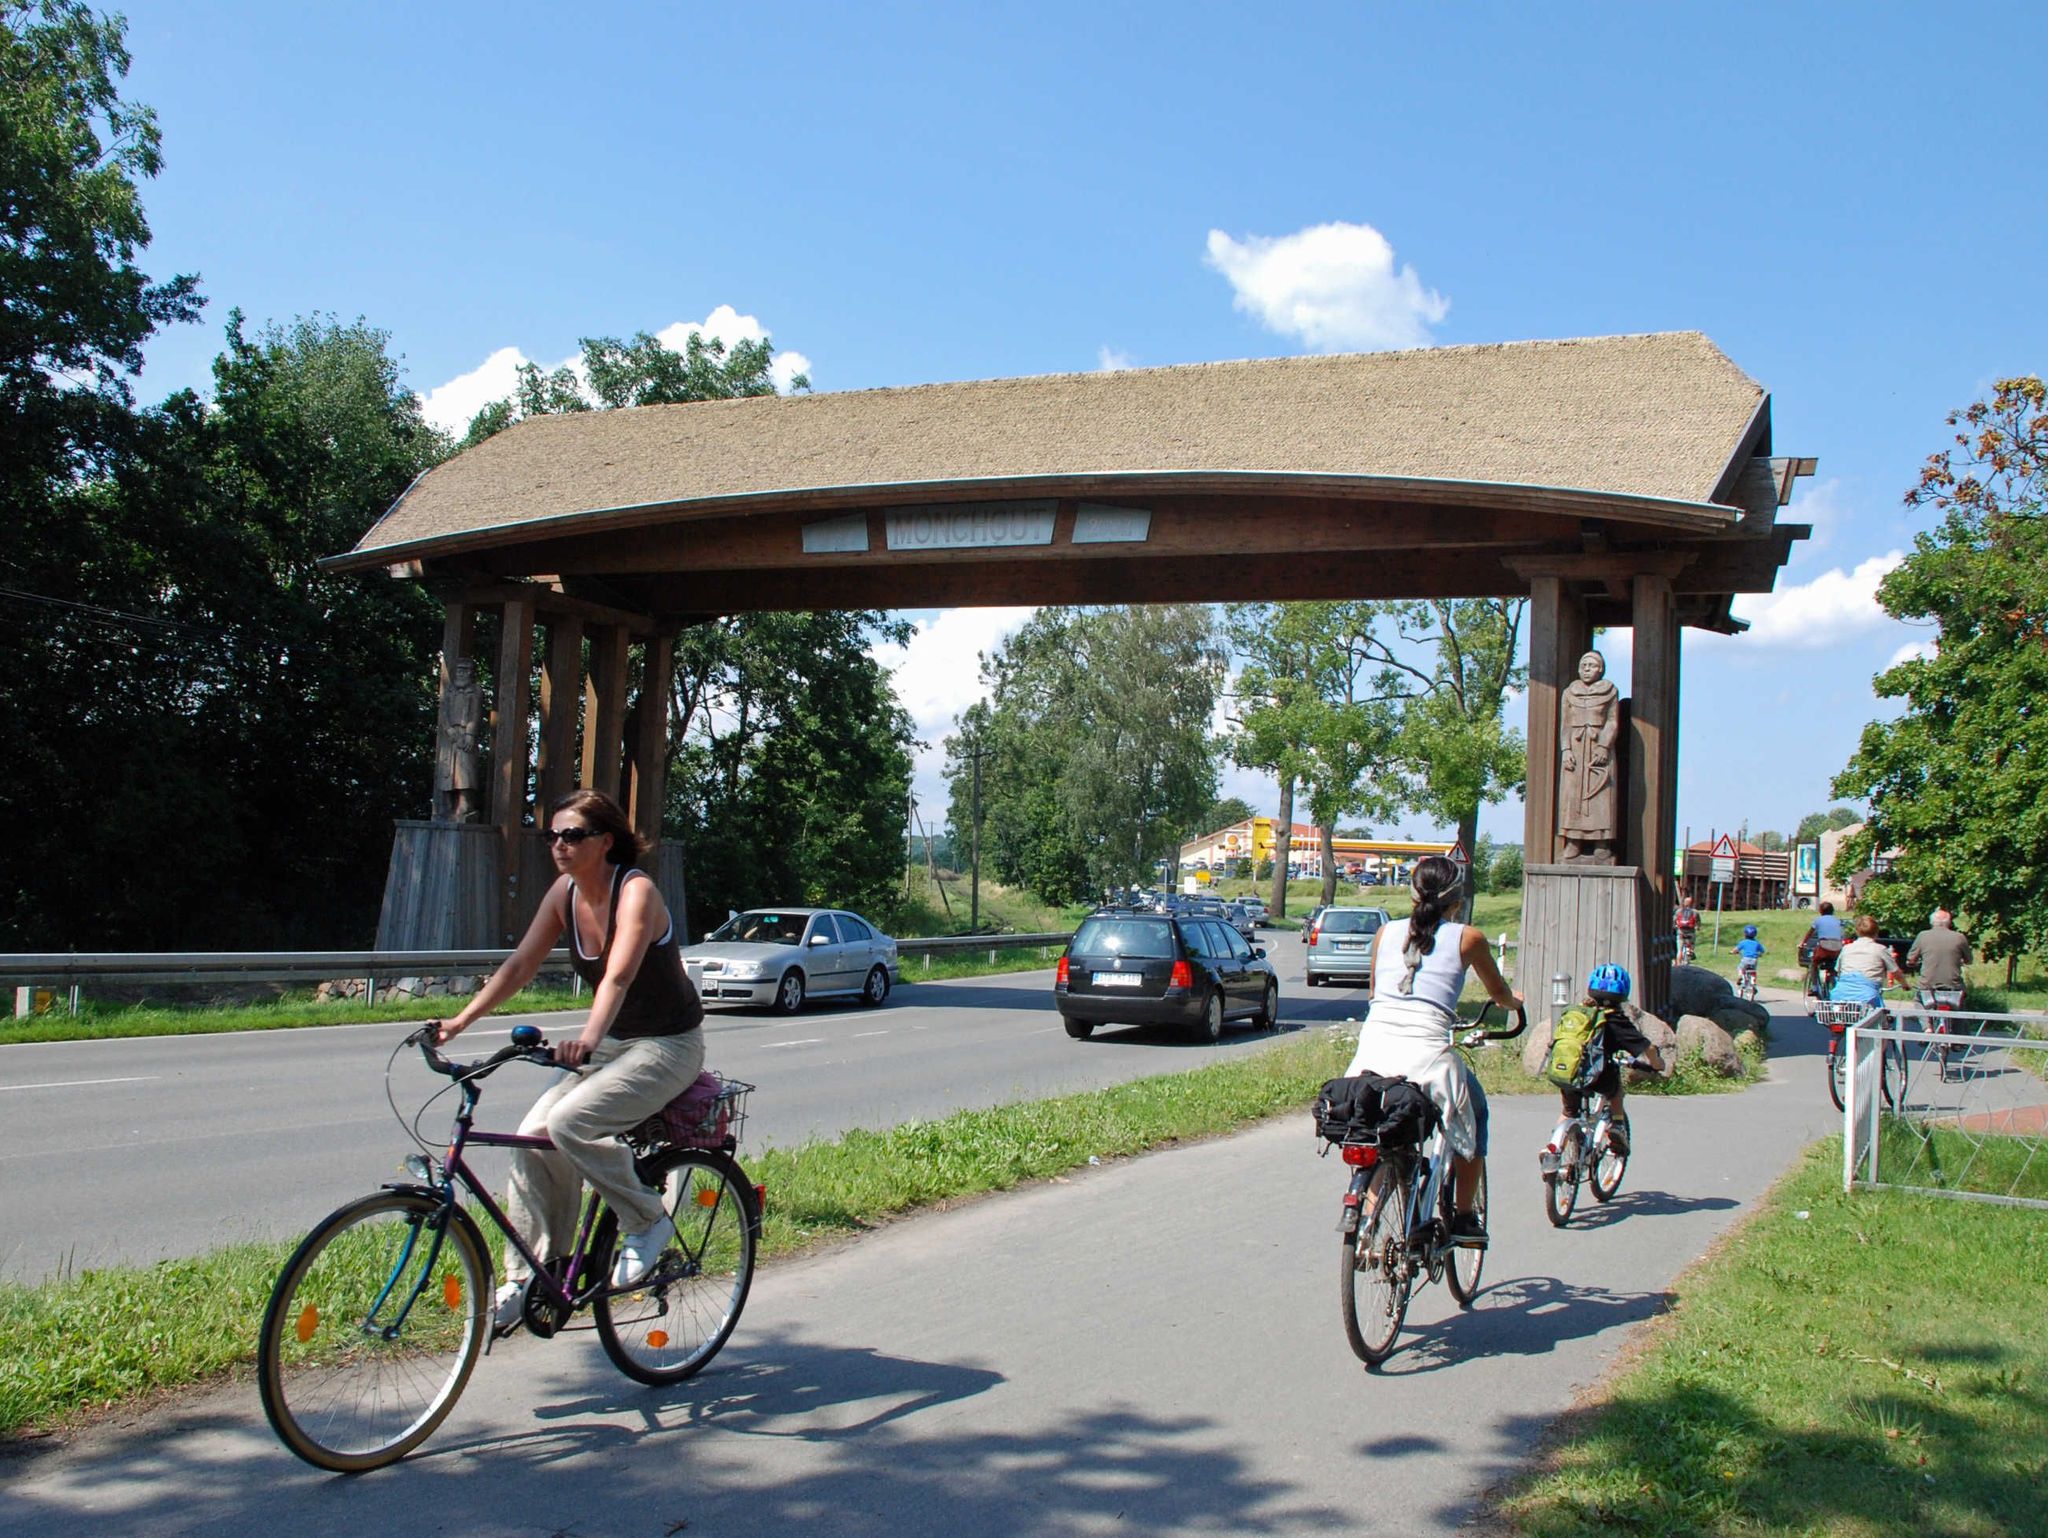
[
  {"xmin": 1881, "ymin": 1041, "xmax": 1907, "ymax": 1108},
  {"xmin": 1340, "ymin": 1163, "xmax": 1410, "ymax": 1365},
  {"xmin": 258, "ymin": 1190, "xmax": 488, "ymax": 1472},
  {"xmin": 1589, "ymin": 1123, "xmax": 1627, "ymax": 1204},
  {"xmin": 1444, "ymin": 1165, "xmax": 1486, "ymax": 1306},
  {"xmin": 1543, "ymin": 1127, "xmax": 1582, "ymax": 1227},
  {"xmin": 596, "ymin": 1147, "xmax": 760, "ymax": 1385}
]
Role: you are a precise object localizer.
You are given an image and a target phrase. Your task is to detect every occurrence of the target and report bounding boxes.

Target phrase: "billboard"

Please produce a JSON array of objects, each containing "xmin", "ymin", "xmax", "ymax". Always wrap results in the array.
[{"xmin": 1793, "ymin": 840, "xmax": 1821, "ymax": 898}]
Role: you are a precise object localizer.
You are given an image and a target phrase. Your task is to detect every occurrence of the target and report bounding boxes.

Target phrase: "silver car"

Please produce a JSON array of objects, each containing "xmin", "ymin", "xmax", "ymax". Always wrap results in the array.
[
  {"xmin": 683, "ymin": 907, "xmax": 900, "ymax": 1014},
  {"xmin": 1304, "ymin": 906, "xmax": 1393, "ymax": 987}
]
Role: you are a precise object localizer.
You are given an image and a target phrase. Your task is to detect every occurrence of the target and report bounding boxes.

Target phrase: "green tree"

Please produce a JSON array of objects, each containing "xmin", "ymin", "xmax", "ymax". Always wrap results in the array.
[
  {"xmin": 1753, "ymin": 829, "xmax": 1788, "ymax": 852},
  {"xmin": 948, "ymin": 606, "xmax": 1222, "ymax": 906},
  {"xmin": 1202, "ymin": 795, "xmax": 1256, "ymax": 832},
  {"xmin": 1382, "ymin": 600, "xmax": 1528, "ymax": 862},
  {"xmin": 1793, "ymin": 806, "xmax": 1861, "ymax": 845},
  {"xmin": 1835, "ymin": 377, "xmax": 2048, "ymax": 970}
]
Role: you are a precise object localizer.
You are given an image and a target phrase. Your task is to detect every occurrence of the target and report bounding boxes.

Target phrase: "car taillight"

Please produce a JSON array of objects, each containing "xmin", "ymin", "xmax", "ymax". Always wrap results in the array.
[
  {"xmin": 1308, "ymin": 926, "xmax": 1321, "ymax": 945},
  {"xmin": 1169, "ymin": 960, "xmax": 1194, "ymax": 990},
  {"xmin": 1341, "ymin": 1144, "xmax": 1378, "ymax": 1167},
  {"xmin": 1055, "ymin": 956, "xmax": 1069, "ymax": 985}
]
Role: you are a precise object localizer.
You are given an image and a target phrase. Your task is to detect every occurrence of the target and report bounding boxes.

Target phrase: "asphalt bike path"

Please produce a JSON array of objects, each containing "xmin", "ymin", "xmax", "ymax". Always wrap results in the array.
[{"xmin": 4, "ymin": 995, "xmax": 1845, "ymax": 1537}]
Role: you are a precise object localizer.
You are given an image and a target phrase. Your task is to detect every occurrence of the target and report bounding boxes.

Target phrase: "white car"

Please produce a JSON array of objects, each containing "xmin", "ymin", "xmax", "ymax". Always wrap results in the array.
[{"xmin": 683, "ymin": 907, "xmax": 900, "ymax": 1014}]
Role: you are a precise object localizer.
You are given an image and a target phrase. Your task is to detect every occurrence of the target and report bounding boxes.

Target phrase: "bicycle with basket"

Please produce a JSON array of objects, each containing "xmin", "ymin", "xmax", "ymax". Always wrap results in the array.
[
  {"xmin": 1813, "ymin": 997, "xmax": 1904, "ymax": 1112},
  {"xmin": 256, "ymin": 1023, "xmax": 761, "ymax": 1472},
  {"xmin": 1314, "ymin": 1002, "xmax": 1527, "ymax": 1366}
]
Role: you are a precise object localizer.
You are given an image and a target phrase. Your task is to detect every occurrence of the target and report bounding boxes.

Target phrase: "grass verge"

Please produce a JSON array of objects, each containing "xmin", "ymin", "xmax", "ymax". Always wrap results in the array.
[
  {"xmin": 0, "ymin": 1027, "xmax": 1354, "ymax": 1439},
  {"xmin": 1503, "ymin": 1137, "xmax": 2048, "ymax": 1538}
]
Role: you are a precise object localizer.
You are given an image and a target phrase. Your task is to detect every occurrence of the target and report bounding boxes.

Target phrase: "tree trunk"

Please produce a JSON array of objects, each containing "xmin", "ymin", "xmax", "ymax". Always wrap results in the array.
[
  {"xmin": 1457, "ymin": 807, "xmax": 1479, "ymax": 890},
  {"xmin": 1270, "ymin": 775, "xmax": 1294, "ymax": 918},
  {"xmin": 1319, "ymin": 824, "xmax": 1338, "ymax": 907}
]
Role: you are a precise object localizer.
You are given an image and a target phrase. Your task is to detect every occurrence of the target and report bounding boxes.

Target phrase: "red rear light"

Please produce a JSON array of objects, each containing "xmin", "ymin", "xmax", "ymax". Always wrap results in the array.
[
  {"xmin": 1308, "ymin": 926, "xmax": 1321, "ymax": 945},
  {"xmin": 1055, "ymin": 956, "xmax": 1069, "ymax": 985},
  {"xmin": 1341, "ymin": 1144, "xmax": 1379, "ymax": 1167},
  {"xmin": 1169, "ymin": 959, "xmax": 1194, "ymax": 990}
]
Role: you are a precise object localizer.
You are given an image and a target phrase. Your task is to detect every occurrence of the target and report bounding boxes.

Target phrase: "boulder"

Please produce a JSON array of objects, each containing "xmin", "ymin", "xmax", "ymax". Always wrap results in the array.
[
  {"xmin": 1668, "ymin": 964, "xmax": 1735, "ymax": 1019},
  {"xmin": 1632, "ymin": 1008, "xmax": 1679, "ymax": 1078},
  {"xmin": 1713, "ymin": 998, "xmax": 1772, "ymax": 1037},
  {"xmin": 1521, "ymin": 1016, "xmax": 1557, "ymax": 1078},
  {"xmin": 1677, "ymin": 1013, "xmax": 1745, "ymax": 1078},
  {"xmin": 1732, "ymin": 1028, "xmax": 1763, "ymax": 1057}
]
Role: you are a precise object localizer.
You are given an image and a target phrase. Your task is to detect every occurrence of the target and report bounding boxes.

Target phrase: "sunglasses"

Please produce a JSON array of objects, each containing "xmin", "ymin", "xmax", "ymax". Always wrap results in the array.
[{"xmin": 541, "ymin": 825, "xmax": 600, "ymax": 846}]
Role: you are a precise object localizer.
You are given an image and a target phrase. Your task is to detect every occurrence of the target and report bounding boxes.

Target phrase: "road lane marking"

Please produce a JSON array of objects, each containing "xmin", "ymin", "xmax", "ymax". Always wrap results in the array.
[
  {"xmin": 0, "ymin": 1075, "xmax": 160, "ymax": 1092},
  {"xmin": 854, "ymin": 1030, "xmax": 889, "ymax": 1038},
  {"xmin": 762, "ymin": 1038, "xmax": 825, "ymax": 1050}
]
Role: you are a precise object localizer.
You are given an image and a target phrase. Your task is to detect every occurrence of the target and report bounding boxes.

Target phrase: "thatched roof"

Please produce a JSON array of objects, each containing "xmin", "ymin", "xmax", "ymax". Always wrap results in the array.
[{"xmin": 338, "ymin": 331, "xmax": 1768, "ymax": 566}]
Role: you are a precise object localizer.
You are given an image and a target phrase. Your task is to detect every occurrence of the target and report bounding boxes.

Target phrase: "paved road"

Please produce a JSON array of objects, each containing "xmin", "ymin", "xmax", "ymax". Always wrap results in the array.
[
  {"xmin": 4, "ymin": 997, "xmax": 1856, "ymax": 1537},
  {"xmin": 0, "ymin": 937, "xmax": 1371, "ymax": 1283}
]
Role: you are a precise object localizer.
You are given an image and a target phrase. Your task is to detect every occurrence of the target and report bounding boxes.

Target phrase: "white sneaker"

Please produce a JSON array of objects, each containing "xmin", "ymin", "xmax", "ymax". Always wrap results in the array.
[
  {"xmin": 493, "ymin": 1281, "xmax": 526, "ymax": 1333},
  {"xmin": 612, "ymin": 1214, "xmax": 676, "ymax": 1288}
]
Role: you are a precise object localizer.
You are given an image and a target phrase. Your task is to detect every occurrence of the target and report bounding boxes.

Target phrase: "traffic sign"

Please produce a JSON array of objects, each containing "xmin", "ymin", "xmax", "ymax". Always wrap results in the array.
[{"xmin": 1710, "ymin": 834, "xmax": 1736, "ymax": 886}]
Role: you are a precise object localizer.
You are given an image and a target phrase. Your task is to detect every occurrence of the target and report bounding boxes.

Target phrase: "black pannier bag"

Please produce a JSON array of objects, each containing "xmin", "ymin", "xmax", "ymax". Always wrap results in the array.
[{"xmin": 1313, "ymin": 1072, "xmax": 1442, "ymax": 1149}]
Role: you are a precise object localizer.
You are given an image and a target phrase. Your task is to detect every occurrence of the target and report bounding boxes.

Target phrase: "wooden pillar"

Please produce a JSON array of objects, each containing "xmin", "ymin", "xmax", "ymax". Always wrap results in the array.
[
  {"xmin": 628, "ymin": 631, "xmax": 674, "ymax": 847},
  {"xmin": 582, "ymin": 624, "xmax": 631, "ymax": 799},
  {"xmin": 1628, "ymin": 572, "xmax": 1678, "ymax": 909},
  {"xmin": 537, "ymin": 614, "xmax": 584, "ymax": 814},
  {"xmin": 432, "ymin": 599, "xmax": 473, "ymax": 812},
  {"xmin": 1521, "ymin": 577, "xmax": 1590, "ymax": 866},
  {"xmin": 489, "ymin": 595, "xmax": 537, "ymax": 837}
]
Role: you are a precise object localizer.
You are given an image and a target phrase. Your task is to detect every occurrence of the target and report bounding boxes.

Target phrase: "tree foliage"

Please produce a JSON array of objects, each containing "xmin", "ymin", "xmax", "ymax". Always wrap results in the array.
[
  {"xmin": 1792, "ymin": 806, "xmax": 1861, "ymax": 845},
  {"xmin": 1380, "ymin": 600, "xmax": 1527, "ymax": 861},
  {"xmin": 1834, "ymin": 377, "xmax": 2048, "ymax": 961},
  {"xmin": 947, "ymin": 607, "xmax": 1222, "ymax": 906}
]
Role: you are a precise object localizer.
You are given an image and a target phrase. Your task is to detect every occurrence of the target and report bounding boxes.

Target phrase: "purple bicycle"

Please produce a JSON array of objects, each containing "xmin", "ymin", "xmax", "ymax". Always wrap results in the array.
[{"xmin": 257, "ymin": 1023, "xmax": 759, "ymax": 1472}]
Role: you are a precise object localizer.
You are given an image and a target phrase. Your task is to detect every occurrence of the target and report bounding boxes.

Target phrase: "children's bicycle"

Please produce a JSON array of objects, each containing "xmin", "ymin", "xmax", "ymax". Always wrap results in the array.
[
  {"xmin": 1736, "ymin": 961, "xmax": 1760, "ymax": 1003},
  {"xmin": 257, "ymin": 1024, "xmax": 761, "ymax": 1472},
  {"xmin": 1330, "ymin": 1002, "xmax": 1527, "ymax": 1366},
  {"xmin": 1537, "ymin": 1052, "xmax": 1637, "ymax": 1227},
  {"xmin": 1815, "ymin": 999, "xmax": 1904, "ymax": 1112}
]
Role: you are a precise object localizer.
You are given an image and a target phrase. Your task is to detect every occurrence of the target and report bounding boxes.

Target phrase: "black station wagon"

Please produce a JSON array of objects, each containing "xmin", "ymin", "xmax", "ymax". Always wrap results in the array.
[{"xmin": 1055, "ymin": 909, "xmax": 1280, "ymax": 1043}]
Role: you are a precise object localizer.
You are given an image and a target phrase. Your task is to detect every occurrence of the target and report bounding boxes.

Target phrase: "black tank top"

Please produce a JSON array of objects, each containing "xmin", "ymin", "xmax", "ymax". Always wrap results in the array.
[{"xmin": 564, "ymin": 866, "xmax": 704, "ymax": 1039}]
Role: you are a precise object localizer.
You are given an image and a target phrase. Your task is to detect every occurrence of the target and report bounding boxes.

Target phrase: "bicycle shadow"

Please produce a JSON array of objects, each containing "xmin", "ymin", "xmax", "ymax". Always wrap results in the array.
[
  {"xmin": 1366, "ymin": 1275, "xmax": 1670, "ymax": 1377},
  {"xmin": 1550, "ymin": 1188, "xmax": 1741, "ymax": 1231}
]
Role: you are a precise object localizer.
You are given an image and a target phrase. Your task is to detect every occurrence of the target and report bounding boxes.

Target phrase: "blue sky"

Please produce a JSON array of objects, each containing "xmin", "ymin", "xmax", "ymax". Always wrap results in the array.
[{"xmin": 120, "ymin": 2, "xmax": 2047, "ymax": 846}]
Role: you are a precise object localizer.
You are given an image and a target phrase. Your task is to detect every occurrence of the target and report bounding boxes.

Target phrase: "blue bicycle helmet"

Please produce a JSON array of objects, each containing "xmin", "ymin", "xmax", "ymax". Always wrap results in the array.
[
  {"xmin": 1587, "ymin": 962, "xmax": 1632, "ymax": 1003},
  {"xmin": 1744, "ymin": 924, "xmax": 1758, "ymax": 939}
]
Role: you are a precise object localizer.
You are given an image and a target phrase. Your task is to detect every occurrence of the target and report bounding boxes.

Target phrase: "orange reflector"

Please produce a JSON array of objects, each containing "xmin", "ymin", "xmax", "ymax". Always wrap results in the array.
[
  {"xmin": 696, "ymin": 1187, "xmax": 720, "ymax": 1208},
  {"xmin": 647, "ymin": 1330, "xmax": 669, "ymax": 1349},
  {"xmin": 444, "ymin": 1273, "xmax": 463, "ymax": 1309},
  {"xmin": 295, "ymin": 1305, "xmax": 319, "ymax": 1343}
]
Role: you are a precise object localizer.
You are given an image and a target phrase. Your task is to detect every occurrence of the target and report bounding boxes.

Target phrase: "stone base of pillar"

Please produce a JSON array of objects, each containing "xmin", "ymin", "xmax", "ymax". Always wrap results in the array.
[{"xmin": 1517, "ymin": 863, "xmax": 1672, "ymax": 1021}]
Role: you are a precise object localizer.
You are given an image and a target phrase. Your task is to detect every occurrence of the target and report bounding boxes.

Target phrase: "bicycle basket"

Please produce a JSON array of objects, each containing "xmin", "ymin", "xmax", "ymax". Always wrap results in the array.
[
  {"xmin": 631, "ymin": 1073, "xmax": 754, "ymax": 1151},
  {"xmin": 1812, "ymin": 999, "xmax": 1879, "ymax": 1031}
]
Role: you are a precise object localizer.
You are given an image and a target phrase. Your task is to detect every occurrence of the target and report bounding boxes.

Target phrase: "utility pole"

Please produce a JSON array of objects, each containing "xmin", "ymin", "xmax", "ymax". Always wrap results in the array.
[{"xmin": 966, "ymin": 739, "xmax": 991, "ymax": 932}]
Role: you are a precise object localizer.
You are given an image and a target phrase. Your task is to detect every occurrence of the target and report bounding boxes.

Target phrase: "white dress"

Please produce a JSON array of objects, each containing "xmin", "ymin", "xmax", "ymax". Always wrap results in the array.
[{"xmin": 1343, "ymin": 921, "xmax": 1483, "ymax": 1160}]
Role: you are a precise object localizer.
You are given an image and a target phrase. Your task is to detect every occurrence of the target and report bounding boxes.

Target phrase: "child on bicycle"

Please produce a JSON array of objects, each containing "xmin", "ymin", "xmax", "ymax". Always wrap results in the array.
[
  {"xmin": 1544, "ymin": 964, "xmax": 1666, "ymax": 1156},
  {"xmin": 1734, "ymin": 925, "xmax": 1765, "ymax": 989}
]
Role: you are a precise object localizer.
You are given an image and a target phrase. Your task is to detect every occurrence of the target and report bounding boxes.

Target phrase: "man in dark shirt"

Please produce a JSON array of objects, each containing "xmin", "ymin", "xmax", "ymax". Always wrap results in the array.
[{"xmin": 1907, "ymin": 909, "xmax": 1972, "ymax": 994}]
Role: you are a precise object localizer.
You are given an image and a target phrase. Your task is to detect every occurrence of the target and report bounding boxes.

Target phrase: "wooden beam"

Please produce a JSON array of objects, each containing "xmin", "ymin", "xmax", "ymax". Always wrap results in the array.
[
  {"xmin": 1523, "ymin": 578, "xmax": 1565, "ymax": 869},
  {"xmin": 582, "ymin": 624, "xmax": 630, "ymax": 799},
  {"xmin": 537, "ymin": 614, "xmax": 584, "ymax": 814},
  {"xmin": 628, "ymin": 631, "xmax": 674, "ymax": 847},
  {"xmin": 489, "ymin": 595, "xmax": 536, "ymax": 940},
  {"xmin": 455, "ymin": 578, "xmax": 654, "ymax": 634},
  {"xmin": 1627, "ymin": 573, "xmax": 1678, "ymax": 910}
]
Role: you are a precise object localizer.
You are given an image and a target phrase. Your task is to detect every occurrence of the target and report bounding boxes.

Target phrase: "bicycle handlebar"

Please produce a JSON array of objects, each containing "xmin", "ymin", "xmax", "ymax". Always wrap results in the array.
[
  {"xmin": 405, "ymin": 1023, "xmax": 558, "ymax": 1081},
  {"xmin": 1459, "ymin": 1001, "xmax": 1528, "ymax": 1043}
]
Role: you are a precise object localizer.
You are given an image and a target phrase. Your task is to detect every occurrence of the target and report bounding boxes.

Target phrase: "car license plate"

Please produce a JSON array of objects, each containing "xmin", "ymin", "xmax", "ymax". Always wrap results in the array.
[
  {"xmin": 1336, "ymin": 940, "xmax": 1364, "ymax": 950},
  {"xmin": 1094, "ymin": 972, "xmax": 1143, "ymax": 988}
]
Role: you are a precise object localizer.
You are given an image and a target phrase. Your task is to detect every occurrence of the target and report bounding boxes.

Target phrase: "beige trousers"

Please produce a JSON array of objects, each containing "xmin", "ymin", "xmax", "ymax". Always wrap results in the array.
[{"xmin": 502, "ymin": 1030, "xmax": 706, "ymax": 1284}]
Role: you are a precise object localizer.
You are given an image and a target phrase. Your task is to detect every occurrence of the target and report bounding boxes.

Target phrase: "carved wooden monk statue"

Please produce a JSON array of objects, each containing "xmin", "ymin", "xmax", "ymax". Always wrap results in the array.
[
  {"xmin": 435, "ymin": 655, "xmax": 484, "ymax": 822},
  {"xmin": 1558, "ymin": 649, "xmax": 1620, "ymax": 863}
]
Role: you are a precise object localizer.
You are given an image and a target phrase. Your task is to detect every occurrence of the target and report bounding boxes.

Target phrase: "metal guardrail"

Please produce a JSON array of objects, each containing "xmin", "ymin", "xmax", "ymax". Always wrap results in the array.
[{"xmin": 1, "ymin": 932, "xmax": 1079, "ymax": 1013}]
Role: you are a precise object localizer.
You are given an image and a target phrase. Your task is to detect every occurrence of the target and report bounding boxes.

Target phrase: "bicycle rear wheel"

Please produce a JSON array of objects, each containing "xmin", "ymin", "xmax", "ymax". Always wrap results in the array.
[
  {"xmin": 1340, "ymin": 1163, "xmax": 1410, "ymax": 1365},
  {"xmin": 1881, "ymin": 1041, "xmax": 1906, "ymax": 1108},
  {"xmin": 258, "ymin": 1190, "xmax": 488, "ymax": 1472},
  {"xmin": 1444, "ymin": 1165, "xmax": 1486, "ymax": 1306},
  {"xmin": 1543, "ymin": 1127, "xmax": 1582, "ymax": 1227},
  {"xmin": 1827, "ymin": 1039, "xmax": 1847, "ymax": 1112},
  {"xmin": 596, "ymin": 1147, "xmax": 760, "ymax": 1385}
]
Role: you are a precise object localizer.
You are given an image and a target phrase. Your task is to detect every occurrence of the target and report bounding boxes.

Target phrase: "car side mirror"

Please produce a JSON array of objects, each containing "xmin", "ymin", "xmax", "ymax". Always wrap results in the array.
[
  {"xmin": 809, "ymin": 933, "xmax": 830, "ymax": 946},
  {"xmin": 1253, "ymin": 946, "xmax": 1266, "ymax": 959}
]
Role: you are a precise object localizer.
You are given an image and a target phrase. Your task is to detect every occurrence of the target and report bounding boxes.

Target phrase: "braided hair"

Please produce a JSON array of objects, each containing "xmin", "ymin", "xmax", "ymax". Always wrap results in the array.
[{"xmin": 1397, "ymin": 854, "xmax": 1465, "ymax": 994}]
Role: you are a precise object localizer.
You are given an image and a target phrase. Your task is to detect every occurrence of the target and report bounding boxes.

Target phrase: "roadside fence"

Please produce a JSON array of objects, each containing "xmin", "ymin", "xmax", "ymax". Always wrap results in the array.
[{"xmin": 1843, "ymin": 1006, "xmax": 2048, "ymax": 1212}]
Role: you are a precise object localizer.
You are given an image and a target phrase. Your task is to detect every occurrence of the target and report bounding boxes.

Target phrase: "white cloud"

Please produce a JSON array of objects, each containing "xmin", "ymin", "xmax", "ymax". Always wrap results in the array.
[
  {"xmin": 1888, "ymin": 639, "xmax": 1936, "ymax": 667},
  {"xmin": 1725, "ymin": 551, "xmax": 1904, "ymax": 647},
  {"xmin": 1097, "ymin": 345, "xmax": 1136, "ymax": 372},
  {"xmin": 1204, "ymin": 221, "xmax": 1448, "ymax": 351},
  {"xmin": 417, "ymin": 304, "xmax": 810, "ymax": 438},
  {"xmin": 871, "ymin": 607, "xmax": 1035, "ymax": 802},
  {"xmin": 1783, "ymin": 476, "xmax": 1852, "ymax": 558}
]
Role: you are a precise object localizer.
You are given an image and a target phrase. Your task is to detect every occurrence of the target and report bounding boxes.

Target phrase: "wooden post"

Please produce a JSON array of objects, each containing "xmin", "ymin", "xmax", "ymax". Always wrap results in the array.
[
  {"xmin": 490, "ymin": 594, "xmax": 537, "ymax": 942},
  {"xmin": 582, "ymin": 624, "xmax": 630, "ymax": 799},
  {"xmin": 628, "ymin": 631, "xmax": 674, "ymax": 847},
  {"xmin": 1628, "ymin": 572, "xmax": 1677, "ymax": 908},
  {"xmin": 537, "ymin": 614, "xmax": 584, "ymax": 814},
  {"xmin": 1521, "ymin": 577, "xmax": 1589, "ymax": 867}
]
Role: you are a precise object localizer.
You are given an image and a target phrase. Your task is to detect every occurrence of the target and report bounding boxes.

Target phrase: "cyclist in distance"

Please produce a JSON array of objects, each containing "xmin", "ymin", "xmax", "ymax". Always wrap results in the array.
[
  {"xmin": 1802, "ymin": 901, "xmax": 1847, "ymax": 995},
  {"xmin": 1907, "ymin": 908, "xmax": 1971, "ymax": 1002},
  {"xmin": 1674, "ymin": 895, "xmax": 1700, "ymax": 962},
  {"xmin": 1547, "ymin": 964, "xmax": 1666, "ymax": 1156},
  {"xmin": 434, "ymin": 789, "xmax": 707, "ymax": 1330},
  {"xmin": 1343, "ymin": 854, "xmax": 1522, "ymax": 1246},
  {"xmin": 1829, "ymin": 912, "xmax": 1905, "ymax": 1005},
  {"xmin": 1734, "ymin": 924, "xmax": 1765, "ymax": 988}
]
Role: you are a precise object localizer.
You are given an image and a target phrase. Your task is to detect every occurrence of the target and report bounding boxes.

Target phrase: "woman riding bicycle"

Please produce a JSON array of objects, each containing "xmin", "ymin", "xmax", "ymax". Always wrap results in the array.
[
  {"xmin": 1829, "ymin": 912, "xmax": 1904, "ymax": 1006},
  {"xmin": 435, "ymin": 789, "xmax": 706, "ymax": 1328},
  {"xmin": 1342, "ymin": 855, "xmax": 1522, "ymax": 1245}
]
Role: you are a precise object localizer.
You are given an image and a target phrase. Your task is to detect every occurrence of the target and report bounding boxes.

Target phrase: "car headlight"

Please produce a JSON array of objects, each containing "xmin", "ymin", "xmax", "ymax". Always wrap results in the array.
[{"xmin": 724, "ymin": 960, "xmax": 764, "ymax": 979}]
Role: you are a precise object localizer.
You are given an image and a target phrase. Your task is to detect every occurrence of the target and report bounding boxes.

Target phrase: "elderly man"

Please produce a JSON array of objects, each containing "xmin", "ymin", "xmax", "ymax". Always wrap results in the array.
[{"xmin": 1908, "ymin": 908, "xmax": 1972, "ymax": 997}]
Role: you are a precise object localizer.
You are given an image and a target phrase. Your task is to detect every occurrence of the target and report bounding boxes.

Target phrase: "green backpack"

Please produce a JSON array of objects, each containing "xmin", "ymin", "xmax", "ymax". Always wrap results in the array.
[{"xmin": 1544, "ymin": 1004, "xmax": 1609, "ymax": 1089}]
